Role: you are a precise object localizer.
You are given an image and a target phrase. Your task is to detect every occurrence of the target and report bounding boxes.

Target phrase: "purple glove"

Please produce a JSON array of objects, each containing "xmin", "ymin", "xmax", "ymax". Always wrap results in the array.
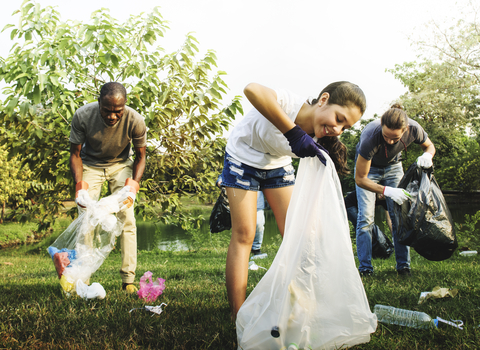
[{"xmin": 283, "ymin": 125, "xmax": 328, "ymax": 165}]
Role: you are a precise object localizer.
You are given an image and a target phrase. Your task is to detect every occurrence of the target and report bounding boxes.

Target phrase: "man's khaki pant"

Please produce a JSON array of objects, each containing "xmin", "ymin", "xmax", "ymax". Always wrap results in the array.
[{"xmin": 82, "ymin": 159, "xmax": 137, "ymax": 284}]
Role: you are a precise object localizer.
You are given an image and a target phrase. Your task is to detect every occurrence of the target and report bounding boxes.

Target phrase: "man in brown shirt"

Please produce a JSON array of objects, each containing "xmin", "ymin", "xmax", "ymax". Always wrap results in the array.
[{"xmin": 69, "ymin": 82, "xmax": 147, "ymax": 293}]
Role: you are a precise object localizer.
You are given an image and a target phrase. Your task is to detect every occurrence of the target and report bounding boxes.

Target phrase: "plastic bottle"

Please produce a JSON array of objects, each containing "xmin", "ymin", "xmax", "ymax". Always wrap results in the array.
[
  {"xmin": 374, "ymin": 304, "xmax": 437, "ymax": 329},
  {"xmin": 459, "ymin": 250, "xmax": 478, "ymax": 256}
]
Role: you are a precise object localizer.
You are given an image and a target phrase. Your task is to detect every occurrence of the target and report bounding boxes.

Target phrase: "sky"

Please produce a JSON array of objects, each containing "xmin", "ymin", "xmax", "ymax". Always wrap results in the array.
[{"xmin": 0, "ymin": 0, "xmax": 468, "ymax": 130}]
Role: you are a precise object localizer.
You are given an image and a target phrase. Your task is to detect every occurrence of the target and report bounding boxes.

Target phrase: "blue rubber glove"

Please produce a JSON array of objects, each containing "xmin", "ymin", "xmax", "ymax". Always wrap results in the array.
[{"xmin": 283, "ymin": 125, "xmax": 328, "ymax": 165}]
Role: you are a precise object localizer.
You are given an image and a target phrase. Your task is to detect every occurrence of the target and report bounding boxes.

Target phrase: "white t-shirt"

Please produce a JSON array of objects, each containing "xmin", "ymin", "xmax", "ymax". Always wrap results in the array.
[{"xmin": 226, "ymin": 89, "xmax": 307, "ymax": 169}]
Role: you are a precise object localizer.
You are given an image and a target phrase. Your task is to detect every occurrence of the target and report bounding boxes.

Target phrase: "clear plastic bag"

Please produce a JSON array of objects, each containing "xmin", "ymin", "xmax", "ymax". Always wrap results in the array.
[
  {"xmin": 236, "ymin": 157, "xmax": 377, "ymax": 350},
  {"xmin": 48, "ymin": 190, "xmax": 125, "ymax": 295}
]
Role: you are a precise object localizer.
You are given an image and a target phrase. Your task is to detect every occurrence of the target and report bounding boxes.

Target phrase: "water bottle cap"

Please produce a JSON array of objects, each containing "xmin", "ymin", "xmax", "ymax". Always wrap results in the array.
[{"xmin": 271, "ymin": 326, "xmax": 280, "ymax": 338}]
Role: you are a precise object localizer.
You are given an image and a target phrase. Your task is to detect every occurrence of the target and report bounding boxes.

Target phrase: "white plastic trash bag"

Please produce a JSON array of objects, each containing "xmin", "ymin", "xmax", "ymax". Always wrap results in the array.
[
  {"xmin": 47, "ymin": 190, "xmax": 126, "ymax": 296},
  {"xmin": 236, "ymin": 157, "xmax": 377, "ymax": 350}
]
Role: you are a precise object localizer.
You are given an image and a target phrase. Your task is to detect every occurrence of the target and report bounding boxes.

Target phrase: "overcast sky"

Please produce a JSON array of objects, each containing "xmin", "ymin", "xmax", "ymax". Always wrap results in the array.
[{"xmin": 0, "ymin": 0, "xmax": 468, "ymax": 129}]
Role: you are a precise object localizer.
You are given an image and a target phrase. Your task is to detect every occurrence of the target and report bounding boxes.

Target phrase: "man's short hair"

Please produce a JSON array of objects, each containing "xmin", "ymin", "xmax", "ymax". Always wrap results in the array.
[{"xmin": 99, "ymin": 82, "xmax": 127, "ymax": 100}]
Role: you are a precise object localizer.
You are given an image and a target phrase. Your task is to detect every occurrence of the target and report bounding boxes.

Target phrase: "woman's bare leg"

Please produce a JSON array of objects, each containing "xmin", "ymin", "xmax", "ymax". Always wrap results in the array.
[
  {"xmin": 263, "ymin": 186, "xmax": 294, "ymax": 237},
  {"xmin": 225, "ymin": 187, "xmax": 257, "ymax": 320}
]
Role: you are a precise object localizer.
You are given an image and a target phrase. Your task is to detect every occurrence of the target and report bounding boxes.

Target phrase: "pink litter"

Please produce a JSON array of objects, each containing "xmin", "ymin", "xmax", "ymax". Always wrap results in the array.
[{"xmin": 138, "ymin": 271, "xmax": 166, "ymax": 302}]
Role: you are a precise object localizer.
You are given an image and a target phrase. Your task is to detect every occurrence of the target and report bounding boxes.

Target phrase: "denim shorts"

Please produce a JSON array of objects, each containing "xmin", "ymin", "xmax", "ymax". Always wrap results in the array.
[{"xmin": 219, "ymin": 152, "xmax": 295, "ymax": 191}]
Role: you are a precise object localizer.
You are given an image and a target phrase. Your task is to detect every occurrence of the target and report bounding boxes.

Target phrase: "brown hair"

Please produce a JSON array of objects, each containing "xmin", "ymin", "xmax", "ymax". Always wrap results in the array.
[
  {"xmin": 317, "ymin": 136, "xmax": 349, "ymax": 177},
  {"xmin": 310, "ymin": 81, "xmax": 365, "ymax": 175},
  {"xmin": 381, "ymin": 103, "xmax": 408, "ymax": 131},
  {"xmin": 310, "ymin": 81, "xmax": 367, "ymax": 115}
]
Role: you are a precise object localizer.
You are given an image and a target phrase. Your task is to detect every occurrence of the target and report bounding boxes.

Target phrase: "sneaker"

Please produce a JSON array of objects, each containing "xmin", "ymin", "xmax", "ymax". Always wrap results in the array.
[
  {"xmin": 122, "ymin": 283, "xmax": 138, "ymax": 294},
  {"xmin": 359, "ymin": 270, "xmax": 373, "ymax": 277},
  {"xmin": 397, "ymin": 268, "xmax": 412, "ymax": 276},
  {"xmin": 251, "ymin": 249, "xmax": 268, "ymax": 260}
]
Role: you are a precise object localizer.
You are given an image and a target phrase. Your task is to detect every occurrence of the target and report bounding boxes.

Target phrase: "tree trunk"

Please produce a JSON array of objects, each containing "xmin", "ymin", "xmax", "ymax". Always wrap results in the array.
[{"xmin": 1, "ymin": 201, "xmax": 4, "ymax": 224}]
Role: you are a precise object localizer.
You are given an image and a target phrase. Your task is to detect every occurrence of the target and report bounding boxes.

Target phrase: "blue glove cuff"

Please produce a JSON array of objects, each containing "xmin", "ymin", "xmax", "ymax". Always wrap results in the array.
[{"xmin": 283, "ymin": 125, "xmax": 305, "ymax": 142}]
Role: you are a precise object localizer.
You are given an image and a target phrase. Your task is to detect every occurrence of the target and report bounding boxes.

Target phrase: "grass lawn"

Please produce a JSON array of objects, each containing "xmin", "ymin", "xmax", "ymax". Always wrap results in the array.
[
  {"xmin": 1, "ymin": 195, "xmax": 480, "ymax": 349},
  {"xmin": 1, "ymin": 235, "xmax": 480, "ymax": 349}
]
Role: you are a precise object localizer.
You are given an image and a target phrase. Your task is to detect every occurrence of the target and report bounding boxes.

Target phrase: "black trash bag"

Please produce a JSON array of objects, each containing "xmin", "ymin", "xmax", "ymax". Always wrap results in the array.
[
  {"xmin": 372, "ymin": 224, "xmax": 394, "ymax": 259},
  {"xmin": 393, "ymin": 162, "xmax": 457, "ymax": 261},
  {"xmin": 209, "ymin": 187, "xmax": 231, "ymax": 233}
]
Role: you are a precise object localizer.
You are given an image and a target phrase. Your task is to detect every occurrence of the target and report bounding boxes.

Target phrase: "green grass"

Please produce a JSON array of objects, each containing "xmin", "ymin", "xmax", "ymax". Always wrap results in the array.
[
  {"xmin": 0, "ymin": 221, "xmax": 39, "ymax": 245},
  {"xmin": 1, "ymin": 238, "xmax": 480, "ymax": 349},
  {"xmin": 356, "ymin": 253, "xmax": 480, "ymax": 349},
  {"xmin": 0, "ymin": 217, "xmax": 72, "ymax": 249},
  {"xmin": 0, "ymin": 245, "xmax": 241, "ymax": 349},
  {"xmin": 1, "ymin": 204, "xmax": 480, "ymax": 349}
]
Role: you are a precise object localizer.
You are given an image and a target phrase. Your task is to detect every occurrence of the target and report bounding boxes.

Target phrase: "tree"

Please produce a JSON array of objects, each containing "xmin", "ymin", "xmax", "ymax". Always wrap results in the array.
[
  {"xmin": 389, "ymin": 4, "xmax": 480, "ymax": 191},
  {"xmin": 435, "ymin": 136, "xmax": 480, "ymax": 191},
  {"xmin": 412, "ymin": 0, "xmax": 480, "ymax": 84},
  {"xmin": 0, "ymin": 1, "xmax": 242, "ymax": 230},
  {"xmin": 382, "ymin": 0, "xmax": 480, "ymax": 192},
  {"xmin": 0, "ymin": 145, "xmax": 37, "ymax": 223},
  {"xmin": 388, "ymin": 60, "xmax": 480, "ymax": 190},
  {"xmin": 390, "ymin": 61, "xmax": 479, "ymax": 136}
]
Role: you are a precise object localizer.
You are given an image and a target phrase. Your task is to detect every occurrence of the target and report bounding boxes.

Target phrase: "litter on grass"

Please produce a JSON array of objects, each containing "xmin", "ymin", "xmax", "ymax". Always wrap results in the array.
[
  {"xmin": 75, "ymin": 280, "xmax": 106, "ymax": 300},
  {"xmin": 459, "ymin": 250, "xmax": 477, "ymax": 256},
  {"xmin": 436, "ymin": 317, "xmax": 463, "ymax": 330},
  {"xmin": 137, "ymin": 271, "xmax": 166, "ymax": 302},
  {"xmin": 418, "ymin": 286, "xmax": 458, "ymax": 304},
  {"xmin": 130, "ymin": 303, "xmax": 168, "ymax": 316},
  {"xmin": 248, "ymin": 261, "xmax": 267, "ymax": 271}
]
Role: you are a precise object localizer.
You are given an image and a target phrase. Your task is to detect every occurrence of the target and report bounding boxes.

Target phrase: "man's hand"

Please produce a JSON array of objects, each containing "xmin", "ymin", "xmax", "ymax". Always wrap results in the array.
[
  {"xmin": 75, "ymin": 181, "xmax": 90, "ymax": 208},
  {"xmin": 417, "ymin": 152, "xmax": 433, "ymax": 168},
  {"xmin": 283, "ymin": 125, "xmax": 328, "ymax": 165},
  {"xmin": 383, "ymin": 186, "xmax": 412, "ymax": 205},
  {"xmin": 118, "ymin": 178, "xmax": 140, "ymax": 211}
]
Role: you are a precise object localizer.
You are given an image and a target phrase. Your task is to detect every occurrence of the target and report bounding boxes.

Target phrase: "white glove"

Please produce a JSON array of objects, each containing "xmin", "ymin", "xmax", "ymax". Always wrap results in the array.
[
  {"xmin": 118, "ymin": 178, "xmax": 140, "ymax": 211},
  {"xmin": 75, "ymin": 181, "xmax": 91, "ymax": 208},
  {"xmin": 383, "ymin": 186, "xmax": 412, "ymax": 205},
  {"xmin": 417, "ymin": 152, "xmax": 433, "ymax": 168},
  {"xmin": 75, "ymin": 190, "xmax": 92, "ymax": 208}
]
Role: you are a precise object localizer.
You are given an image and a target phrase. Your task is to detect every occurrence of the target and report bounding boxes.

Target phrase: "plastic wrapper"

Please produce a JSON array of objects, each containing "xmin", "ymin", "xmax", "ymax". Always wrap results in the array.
[
  {"xmin": 236, "ymin": 157, "xmax": 377, "ymax": 350},
  {"xmin": 418, "ymin": 286, "xmax": 458, "ymax": 304},
  {"xmin": 137, "ymin": 271, "xmax": 166, "ymax": 302},
  {"xmin": 209, "ymin": 187, "xmax": 231, "ymax": 233},
  {"xmin": 76, "ymin": 280, "xmax": 106, "ymax": 299},
  {"xmin": 47, "ymin": 190, "xmax": 126, "ymax": 296},
  {"xmin": 393, "ymin": 163, "xmax": 458, "ymax": 261}
]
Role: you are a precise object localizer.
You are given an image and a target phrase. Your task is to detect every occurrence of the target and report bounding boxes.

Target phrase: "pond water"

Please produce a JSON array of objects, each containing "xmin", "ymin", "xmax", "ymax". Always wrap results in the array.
[
  {"xmin": 136, "ymin": 197, "xmax": 480, "ymax": 252},
  {"xmin": 136, "ymin": 209, "xmax": 281, "ymax": 252}
]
